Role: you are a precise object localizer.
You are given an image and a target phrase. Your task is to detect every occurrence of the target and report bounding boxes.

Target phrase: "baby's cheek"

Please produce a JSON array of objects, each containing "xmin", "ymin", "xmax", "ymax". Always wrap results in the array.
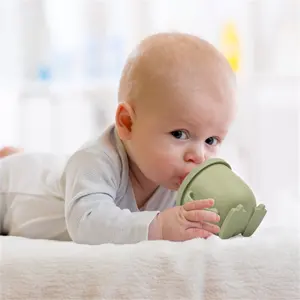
[
  {"xmin": 205, "ymin": 148, "xmax": 219, "ymax": 160},
  {"xmin": 145, "ymin": 139, "xmax": 180, "ymax": 168},
  {"xmin": 159, "ymin": 150, "xmax": 180, "ymax": 168}
]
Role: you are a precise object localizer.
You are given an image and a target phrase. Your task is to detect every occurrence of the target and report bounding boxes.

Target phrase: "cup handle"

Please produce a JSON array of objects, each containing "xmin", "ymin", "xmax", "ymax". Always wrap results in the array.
[
  {"xmin": 186, "ymin": 192, "xmax": 218, "ymax": 215},
  {"xmin": 186, "ymin": 191, "xmax": 194, "ymax": 203}
]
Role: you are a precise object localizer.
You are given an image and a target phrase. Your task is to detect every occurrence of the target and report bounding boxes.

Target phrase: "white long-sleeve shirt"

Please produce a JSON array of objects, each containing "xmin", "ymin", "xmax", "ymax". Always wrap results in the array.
[
  {"xmin": 0, "ymin": 125, "xmax": 176, "ymax": 244},
  {"xmin": 63, "ymin": 125, "xmax": 176, "ymax": 244}
]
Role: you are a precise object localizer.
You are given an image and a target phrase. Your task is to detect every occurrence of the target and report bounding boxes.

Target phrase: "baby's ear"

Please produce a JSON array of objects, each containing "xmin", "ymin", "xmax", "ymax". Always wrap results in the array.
[{"xmin": 115, "ymin": 102, "xmax": 135, "ymax": 140}]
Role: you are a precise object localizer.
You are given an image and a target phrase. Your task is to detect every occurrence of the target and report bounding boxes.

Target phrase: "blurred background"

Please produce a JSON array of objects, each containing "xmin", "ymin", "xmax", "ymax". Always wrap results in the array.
[{"xmin": 0, "ymin": 0, "xmax": 299, "ymax": 206}]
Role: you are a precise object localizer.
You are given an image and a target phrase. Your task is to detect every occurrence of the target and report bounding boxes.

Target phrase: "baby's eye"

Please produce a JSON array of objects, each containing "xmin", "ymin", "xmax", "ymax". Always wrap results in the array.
[
  {"xmin": 205, "ymin": 137, "xmax": 218, "ymax": 146},
  {"xmin": 170, "ymin": 130, "xmax": 189, "ymax": 140}
]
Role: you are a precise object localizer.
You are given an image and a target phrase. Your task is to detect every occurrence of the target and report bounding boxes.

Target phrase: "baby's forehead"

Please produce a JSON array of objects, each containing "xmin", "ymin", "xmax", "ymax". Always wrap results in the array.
[
  {"xmin": 140, "ymin": 71, "xmax": 234, "ymax": 112},
  {"xmin": 144, "ymin": 86, "xmax": 234, "ymax": 125},
  {"xmin": 159, "ymin": 98, "xmax": 234, "ymax": 137}
]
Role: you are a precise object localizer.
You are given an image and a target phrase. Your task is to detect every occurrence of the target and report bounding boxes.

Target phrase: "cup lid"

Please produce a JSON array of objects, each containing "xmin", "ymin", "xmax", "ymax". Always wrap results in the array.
[{"xmin": 176, "ymin": 158, "xmax": 231, "ymax": 206}]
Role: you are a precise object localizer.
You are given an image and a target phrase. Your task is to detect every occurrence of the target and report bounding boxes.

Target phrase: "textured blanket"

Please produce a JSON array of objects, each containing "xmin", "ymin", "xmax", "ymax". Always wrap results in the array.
[{"xmin": 1, "ymin": 219, "xmax": 299, "ymax": 300}]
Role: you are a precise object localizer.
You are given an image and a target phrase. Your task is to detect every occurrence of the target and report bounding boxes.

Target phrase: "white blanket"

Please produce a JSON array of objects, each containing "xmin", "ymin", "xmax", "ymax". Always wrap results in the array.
[
  {"xmin": 204, "ymin": 225, "xmax": 299, "ymax": 300},
  {"xmin": 1, "ymin": 237, "xmax": 206, "ymax": 300},
  {"xmin": 1, "ymin": 221, "xmax": 299, "ymax": 300}
]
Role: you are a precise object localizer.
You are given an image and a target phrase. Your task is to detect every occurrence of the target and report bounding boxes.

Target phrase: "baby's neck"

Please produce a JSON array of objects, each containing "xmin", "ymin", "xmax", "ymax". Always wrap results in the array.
[{"xmin": 128, "ymin": 160, "xmax": 158, "ymax": 210}]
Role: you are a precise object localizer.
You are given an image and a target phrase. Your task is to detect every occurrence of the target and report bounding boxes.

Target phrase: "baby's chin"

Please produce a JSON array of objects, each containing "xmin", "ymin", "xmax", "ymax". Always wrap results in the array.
[{"xmin": 160, "ymin": 181, "xmax": 181, "ymax": 191}]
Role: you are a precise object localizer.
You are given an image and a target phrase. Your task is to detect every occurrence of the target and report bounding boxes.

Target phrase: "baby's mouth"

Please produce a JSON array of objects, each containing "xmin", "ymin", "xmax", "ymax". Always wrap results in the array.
[{"xmin": 179, "ymin": 173, "xmax": 189, "ymax": 185}]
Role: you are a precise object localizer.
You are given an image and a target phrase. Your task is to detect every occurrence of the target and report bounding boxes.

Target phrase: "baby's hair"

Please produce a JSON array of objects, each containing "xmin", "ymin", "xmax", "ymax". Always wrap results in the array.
[{"xmin": 118, "ymin": 32, "xmax": 235, "ymax": 105}]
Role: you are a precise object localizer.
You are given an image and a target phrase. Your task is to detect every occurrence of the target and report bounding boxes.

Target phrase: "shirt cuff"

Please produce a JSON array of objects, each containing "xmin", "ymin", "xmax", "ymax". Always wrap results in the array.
[{"xmin": 130, "ymin": 211, "xmax": 160, "ymax": 243}]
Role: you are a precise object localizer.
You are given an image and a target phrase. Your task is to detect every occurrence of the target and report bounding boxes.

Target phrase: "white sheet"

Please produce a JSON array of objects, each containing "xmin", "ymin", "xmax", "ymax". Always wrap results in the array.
[{"xmin": 1, "ymin": 220, "xmax": 299, "ymax": 300}]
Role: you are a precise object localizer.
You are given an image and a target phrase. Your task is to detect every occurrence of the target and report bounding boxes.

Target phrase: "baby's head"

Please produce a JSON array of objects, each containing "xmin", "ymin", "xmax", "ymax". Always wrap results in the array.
[{"xmin": 116, "ymin": 32, "xmax": 236, "ymax": 190}]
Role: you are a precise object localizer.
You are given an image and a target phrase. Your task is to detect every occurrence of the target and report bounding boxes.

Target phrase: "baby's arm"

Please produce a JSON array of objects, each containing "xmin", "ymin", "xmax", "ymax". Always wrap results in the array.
[{"xmin": 64, "ymin": 151, "xmax": 159, "ymax": 245}]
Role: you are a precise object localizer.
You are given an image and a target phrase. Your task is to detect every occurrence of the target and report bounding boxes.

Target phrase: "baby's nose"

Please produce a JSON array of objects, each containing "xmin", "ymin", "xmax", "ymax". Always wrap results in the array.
[{"xmin": 184, "ymin": 149, "xmax": 206, "ymax": 165}]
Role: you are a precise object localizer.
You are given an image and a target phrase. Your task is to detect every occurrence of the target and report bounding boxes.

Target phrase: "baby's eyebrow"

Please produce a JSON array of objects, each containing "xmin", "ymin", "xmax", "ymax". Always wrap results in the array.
[
  {"xmin": 216, "ymin": 129, "xmax": 229, "ymax": 138},
  {"xmin": 170, "ymin": 120, "xmax": 198, "ymax": 130},
  {"xmin": 174, "ymin": 114, "xmax": 202, "ymax": 125}
]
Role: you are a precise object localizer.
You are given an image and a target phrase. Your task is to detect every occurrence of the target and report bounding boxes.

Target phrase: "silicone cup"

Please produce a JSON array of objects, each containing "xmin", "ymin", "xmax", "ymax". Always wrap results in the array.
[{"xmin": 176, "ymin": 158, "xmax": 267, "ymax": 239}]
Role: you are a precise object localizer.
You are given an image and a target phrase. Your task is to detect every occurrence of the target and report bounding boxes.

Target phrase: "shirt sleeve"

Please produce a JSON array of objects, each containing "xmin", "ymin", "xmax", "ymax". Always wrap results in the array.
[{"xmin": 63, "ymin": 150, "xmax": 159, "ymax": 245}]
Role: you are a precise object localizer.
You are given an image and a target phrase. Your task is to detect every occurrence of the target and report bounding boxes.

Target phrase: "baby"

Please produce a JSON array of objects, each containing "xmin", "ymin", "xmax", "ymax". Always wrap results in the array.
[{"xmin": 0, "ymin": 32, "xmax": 236, "ymax": 244}]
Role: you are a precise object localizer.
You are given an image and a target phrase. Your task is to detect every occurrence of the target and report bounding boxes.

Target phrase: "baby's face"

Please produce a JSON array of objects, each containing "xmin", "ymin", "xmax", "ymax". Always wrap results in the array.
[{"xmin": 126, "ymin": 85, "xmax": 236, "ymax": 190}]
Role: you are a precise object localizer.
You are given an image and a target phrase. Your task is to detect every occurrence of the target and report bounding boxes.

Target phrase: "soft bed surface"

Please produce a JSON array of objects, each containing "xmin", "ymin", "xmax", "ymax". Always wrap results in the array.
[{"xmin": 1, "ymin": 201, "xmax": 299, "ymax": 300}]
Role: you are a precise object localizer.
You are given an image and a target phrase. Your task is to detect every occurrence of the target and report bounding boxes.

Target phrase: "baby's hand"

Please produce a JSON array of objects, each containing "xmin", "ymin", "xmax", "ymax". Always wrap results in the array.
[{"xmin": 149, "ymin": 199, "xmax": 220, "ymax": 241}]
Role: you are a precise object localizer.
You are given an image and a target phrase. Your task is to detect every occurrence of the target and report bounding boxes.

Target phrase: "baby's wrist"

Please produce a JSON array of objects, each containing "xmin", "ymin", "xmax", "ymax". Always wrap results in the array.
[{"xmin": 148, "ymin": 213, "xmax": 162, "ymax": 240}]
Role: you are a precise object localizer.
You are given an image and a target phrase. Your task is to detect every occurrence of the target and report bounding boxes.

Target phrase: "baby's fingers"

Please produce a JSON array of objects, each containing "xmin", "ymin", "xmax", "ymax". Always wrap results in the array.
[
  {"xmin": 185, "ymin": 223, "xmax": 220, "ymax": 240},
  {"xmin": 185, "ymin": 228, "xmax": 212, "ymax": 240},
  {"xmin": 201, "ymin": 222, "xmax": 220, "ymax": 234},
  {"xmin": 185, "ymin": 209, "xmax": 220, "ymax": 223},
  {"xmin": 183, "ymin": 199, "xmax": 214, "ymax": 211}
]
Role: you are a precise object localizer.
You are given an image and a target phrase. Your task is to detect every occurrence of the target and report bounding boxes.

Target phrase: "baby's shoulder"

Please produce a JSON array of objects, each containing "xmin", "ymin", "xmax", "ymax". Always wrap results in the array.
[{"xmin": 67, "ymin": 125, "xmax": 126, "ymax": 176}]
